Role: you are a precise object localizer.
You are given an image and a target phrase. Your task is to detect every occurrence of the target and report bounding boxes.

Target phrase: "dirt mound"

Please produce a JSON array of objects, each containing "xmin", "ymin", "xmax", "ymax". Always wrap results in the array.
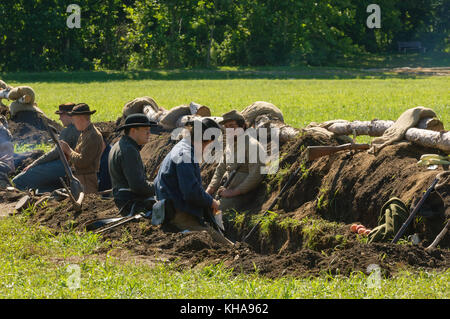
[
  {"xmin": 9, "ymin": 129, "xmax": 447, "ymax": 279},
  {"xmin": 21, "ymin": 192, "xmax": 449, "ymax": 278},
  {"xmin": 1, "ymin": 106, "xmax": 63, "ymax": 145}
]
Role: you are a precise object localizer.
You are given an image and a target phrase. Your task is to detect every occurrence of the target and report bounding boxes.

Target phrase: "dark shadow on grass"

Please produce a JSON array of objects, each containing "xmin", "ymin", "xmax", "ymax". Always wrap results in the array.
[
  {"xmin": 0, "ymin": 68, "xmax": 437, "ymax": 83},
  {"xmin": 1, "ymin": 53, "xmax": 448, "ymax": 83}
]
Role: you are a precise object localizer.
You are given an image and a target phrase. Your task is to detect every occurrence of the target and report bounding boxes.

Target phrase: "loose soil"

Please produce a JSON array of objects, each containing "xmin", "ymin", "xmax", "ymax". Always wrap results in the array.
[{"xmin": 1, "ymin": 115, "xmax": 449, "ymax": 279}]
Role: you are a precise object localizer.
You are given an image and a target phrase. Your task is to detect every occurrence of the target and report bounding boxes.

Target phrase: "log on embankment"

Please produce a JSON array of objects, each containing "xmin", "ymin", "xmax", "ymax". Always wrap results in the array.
[{"xmin": 316, "ymin": 118, "xmax": 449, "ymax": 153}]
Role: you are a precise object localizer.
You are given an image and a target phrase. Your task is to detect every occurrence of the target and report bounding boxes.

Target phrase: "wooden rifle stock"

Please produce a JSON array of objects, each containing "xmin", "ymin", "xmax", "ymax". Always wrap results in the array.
[{"xmin": 306, "ymin": 143, "xmax": 370, "ymax": 161}]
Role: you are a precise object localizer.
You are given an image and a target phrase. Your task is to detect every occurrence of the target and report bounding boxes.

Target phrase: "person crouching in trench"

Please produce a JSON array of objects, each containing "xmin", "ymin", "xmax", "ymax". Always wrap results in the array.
[
  {"xmin": 59, "ymin": 103, "xmax": 105, "ymax": 194},
  {"xmin": 108, "ymin": 114, "xmax": 157, "ymax": 215},
  {"xmin": 154, "ymin": 118, "xmax": 232, "ymax": 246}
]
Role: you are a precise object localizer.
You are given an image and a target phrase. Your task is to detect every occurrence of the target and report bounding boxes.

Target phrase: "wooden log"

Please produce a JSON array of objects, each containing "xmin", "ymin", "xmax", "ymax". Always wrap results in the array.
[
  {"xmin": 325, "ymin": 117, "xmax": 443, "ymax": 137},
  {"xmin": 404, "ymin": 128, "xmax": 450, "ymax": 153}
]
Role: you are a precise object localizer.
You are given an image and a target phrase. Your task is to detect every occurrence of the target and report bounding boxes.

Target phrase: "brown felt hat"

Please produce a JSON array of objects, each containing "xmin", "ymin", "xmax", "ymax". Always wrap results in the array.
[
  {"xmin": 55, "ymin": 102, "xmax": 76, "ymax": 114},
  {"xmin": 219, "ymin": 109, "xmax": 245, "ymax": 125},
  {"xmin": 68, "ymin": 103, "xmax": 96, "ymax": 116}
]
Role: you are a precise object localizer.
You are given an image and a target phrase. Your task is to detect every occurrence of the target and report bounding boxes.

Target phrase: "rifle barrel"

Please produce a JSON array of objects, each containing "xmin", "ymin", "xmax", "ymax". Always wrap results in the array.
[{"xmin": 306, "ymin": 143, "xmax": 370, "ymax": 161}]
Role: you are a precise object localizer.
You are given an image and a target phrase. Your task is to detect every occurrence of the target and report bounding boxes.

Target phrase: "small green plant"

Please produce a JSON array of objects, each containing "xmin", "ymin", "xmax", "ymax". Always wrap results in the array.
[
  {"xmin": 300, "ymin": 217, "xmax": 342, "ymax": 250},
  {"xmin": 278, "ymin": 217, "xmax": 301, "ymax": 231},
  {"xmin": 14, "ymin": 143, "xmax": 53, "ymax": 153},
  {"xmin": 251, "ymin": 211, "xmax": 278, "ymax": 237}
]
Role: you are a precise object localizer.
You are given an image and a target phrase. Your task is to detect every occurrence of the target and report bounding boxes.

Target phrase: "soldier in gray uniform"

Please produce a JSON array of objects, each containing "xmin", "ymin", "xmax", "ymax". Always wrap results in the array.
[
  {"xmin": 12, "ymin": 103, "xmax": 81, "ymax": 193},
  {"xmin": 108, "ymin": 114, "xmax": 156, "ymax": 215}
]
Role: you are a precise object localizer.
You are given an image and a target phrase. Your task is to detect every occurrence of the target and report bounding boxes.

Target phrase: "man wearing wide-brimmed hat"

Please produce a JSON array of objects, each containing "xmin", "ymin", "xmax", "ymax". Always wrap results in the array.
[
  {"xmin": 59, "ymin": 103, "xmax": 105, "ymax": 194},
  {"xmin": 206, "ymin": 109, "xmax": 266, "ymax": 213},
  {"xmin": 12, "ymin": 103, "xmax": 81, "ymax": 193},
  {"xmin": 108, "ymin": 113, "xmax": 156, "ymax": 215}
]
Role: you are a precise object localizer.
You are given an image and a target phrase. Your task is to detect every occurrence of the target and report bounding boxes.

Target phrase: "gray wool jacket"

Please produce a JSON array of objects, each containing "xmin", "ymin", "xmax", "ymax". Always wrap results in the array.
[{"xmin": 108, "ymin": 135, "xmax": 155, "ymax": 201}]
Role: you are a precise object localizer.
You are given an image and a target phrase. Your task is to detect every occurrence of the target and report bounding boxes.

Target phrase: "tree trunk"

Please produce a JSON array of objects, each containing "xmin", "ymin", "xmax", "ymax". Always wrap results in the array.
[
  {"xmin": 310, "ymin": 118, "xmax": 449, "ymax": 153},
  {"xmin": 323, "ymin": 117, "xmax": 444, "ymax": 137}
]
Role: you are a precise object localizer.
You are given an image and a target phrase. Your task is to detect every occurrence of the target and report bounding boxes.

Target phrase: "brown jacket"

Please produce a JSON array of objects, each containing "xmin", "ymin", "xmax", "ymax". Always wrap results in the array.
[{"xmin": 69, "ymin": 123, "xmax": 104, "ymax": 175}]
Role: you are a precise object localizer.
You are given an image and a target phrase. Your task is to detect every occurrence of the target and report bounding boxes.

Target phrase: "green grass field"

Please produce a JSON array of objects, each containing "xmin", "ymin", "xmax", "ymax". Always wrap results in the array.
[
  {"xmin": 1, "ymin": 214, "xmax": 448, "ymax": 298},
  {"xmin": 2, "ymin": 67, "xmax": 449, "ymax": 129},
  {"xmin": 0, "ymin": 66, "xmax": 449, "ymax": 299}
]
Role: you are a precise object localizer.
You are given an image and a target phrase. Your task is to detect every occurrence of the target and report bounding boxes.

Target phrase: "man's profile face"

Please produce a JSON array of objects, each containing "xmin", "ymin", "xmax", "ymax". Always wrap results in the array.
[
  {"xmin": 131, "ymin": 126, "xmax": 151, "ymax": 145},
  {"xmin": 72, "ymin": 114, "xmax": 90, "ymax": 130},
  {"xmin": 59, "ymin": 113, "xmax": 72, "ymax": 127}
]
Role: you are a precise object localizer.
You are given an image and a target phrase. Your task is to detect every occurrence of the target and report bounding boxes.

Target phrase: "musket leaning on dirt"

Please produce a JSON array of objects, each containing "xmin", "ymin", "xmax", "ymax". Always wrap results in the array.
[
  {"xmin": 391, "ymin": 177, "xmax": 440, "ymax": 244},
  {"xmin": 306, "ymin": 143, "xmax": 370, "ymax": 161},
  {"xmin": 44, "ymin": 121, "xmax": 84, "ymax": 210},
  {"xmin": 392, "ymin": 160, "xmax": 448, "ymax": 244}
]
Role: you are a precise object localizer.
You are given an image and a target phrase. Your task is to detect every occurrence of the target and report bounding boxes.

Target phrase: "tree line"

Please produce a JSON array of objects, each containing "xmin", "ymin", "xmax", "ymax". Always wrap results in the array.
[{"xmin": 0, "ymin": 0, "xmax": 448, "ymax": 72}]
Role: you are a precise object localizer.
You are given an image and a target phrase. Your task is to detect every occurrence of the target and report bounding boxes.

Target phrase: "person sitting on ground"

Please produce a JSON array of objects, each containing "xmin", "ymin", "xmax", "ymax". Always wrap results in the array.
[
  {"xmin": 12, "ymin": 103, "xmax": 81, "ymax": 193},
  {"xmin": 59, "ymin": 103, "xmax": 105, "ymax": 194},
  {"xmin": 0, "ymin": 116, "xmax": 15, "ymax": 188},
  {"xmin": 206, "ymin": 110, "xmax": 266, "ymax": 213},
  {"xmin": 154, "ymin": 118, "xmax": 231, "ymax": 245},
  {"xmin": 108, "ymin": 114, "xmax": 156, "ymax": 215}
]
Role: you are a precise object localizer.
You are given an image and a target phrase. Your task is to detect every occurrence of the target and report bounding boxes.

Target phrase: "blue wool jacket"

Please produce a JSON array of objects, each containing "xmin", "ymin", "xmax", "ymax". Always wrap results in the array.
[{"xmin": 154, "ymin": 138, "xmax": 213, "ymax": 219}]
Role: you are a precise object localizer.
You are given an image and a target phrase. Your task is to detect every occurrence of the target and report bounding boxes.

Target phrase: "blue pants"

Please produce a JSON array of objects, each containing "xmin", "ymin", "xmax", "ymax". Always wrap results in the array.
[{"xmin": 12, "ymin": 160, "xmax": 66, "ymax": 193}]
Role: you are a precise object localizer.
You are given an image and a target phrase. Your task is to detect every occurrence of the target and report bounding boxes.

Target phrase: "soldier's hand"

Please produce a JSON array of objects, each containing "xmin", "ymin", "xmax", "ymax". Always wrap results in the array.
[
  {"xmin": 206, "ymin": 186, "xmax": 216, "ymax": 195},
  {"xmin": 212, "ymin": 199, "xmax": 220, "ymax": 211},
  {"xmin": 220, "ymin": 188, "xmax": 240, "ymax": 198},
  {"xmin": 59, "ymin": 140, "xmax": 71, "ymax": 155}
]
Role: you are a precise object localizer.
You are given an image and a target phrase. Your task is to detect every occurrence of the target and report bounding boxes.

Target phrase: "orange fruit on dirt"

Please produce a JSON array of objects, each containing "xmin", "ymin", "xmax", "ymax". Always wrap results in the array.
[
  {"xmin": 357, "ymin": 227, "xmax": 367, "ymax": 234},
  {"xmin": 356, "ymin": 225, "xmax": 365, "ymax": 232},
  {"xmin": 350, "ymin": 224, "xmax": 358, "ymax": 232}
]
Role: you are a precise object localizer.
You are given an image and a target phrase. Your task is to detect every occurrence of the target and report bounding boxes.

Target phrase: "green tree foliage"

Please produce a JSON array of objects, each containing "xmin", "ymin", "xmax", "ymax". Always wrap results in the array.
[{"xmin": 0, "ymin": 0, "xmax": 448, "ymax": 71}]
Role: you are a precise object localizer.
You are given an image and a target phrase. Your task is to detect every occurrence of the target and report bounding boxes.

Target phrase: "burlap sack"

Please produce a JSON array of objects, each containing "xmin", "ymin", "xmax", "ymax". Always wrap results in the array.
[
  {"xmin": 7, "ymin": 86, "xmax": 35, "ymax": 104},
  {"xmin": 369, "ymin": 106, "xmax": 438, "ymax": 154},
  {"xmin": 0, "ymin": 80, "xmax": 11, "ymax": 90},
  {"xmin": 159, "ymin": 105, "xmax": 192, "ymax": 129},
  {"xmin": 122, "ymin": 97, "xmax": 162, "ymax": 117},
  {"xmin": 241, "ymin": 101, "xmax": 284, "ymax": 126},
  {"xmin": 158, "ymin": 102, "xmax": 211, "ymax": 129}
]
